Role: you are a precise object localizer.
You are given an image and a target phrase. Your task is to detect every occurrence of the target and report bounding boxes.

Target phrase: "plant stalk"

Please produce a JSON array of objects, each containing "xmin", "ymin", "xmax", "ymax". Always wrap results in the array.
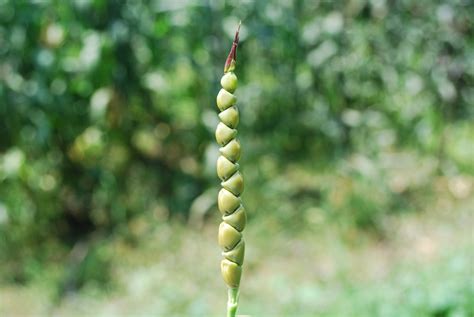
[{"xmin": 227, "ymin": 287, "xmax": 239, "ymax": 317}]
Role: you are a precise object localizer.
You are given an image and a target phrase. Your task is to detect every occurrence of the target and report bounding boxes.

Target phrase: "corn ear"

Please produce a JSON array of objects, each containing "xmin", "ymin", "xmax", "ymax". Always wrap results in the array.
[
  {"xmin": 217, "ymin": 21, "xmax": 245, "ymax": 317},
  {"xmin": 216, "ymin": 71, "xmax": 246, "ymax": 288}
]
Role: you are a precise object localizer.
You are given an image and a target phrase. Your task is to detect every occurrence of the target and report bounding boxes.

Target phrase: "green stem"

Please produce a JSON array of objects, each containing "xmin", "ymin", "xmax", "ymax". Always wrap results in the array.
[{"xmin": 227, "ymin": 287, "xmax": 239, "ymax": 317}]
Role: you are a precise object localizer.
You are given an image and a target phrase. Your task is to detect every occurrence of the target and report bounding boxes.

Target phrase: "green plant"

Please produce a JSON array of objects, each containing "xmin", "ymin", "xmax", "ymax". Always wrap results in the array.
[{"xmin": 216, "ymin": 22, "xmax": 247, "ymax": 317}]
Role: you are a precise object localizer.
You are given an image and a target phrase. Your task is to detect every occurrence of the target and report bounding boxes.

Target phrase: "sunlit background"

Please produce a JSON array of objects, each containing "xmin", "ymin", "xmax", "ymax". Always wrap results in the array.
[{"xmin": 1, "ymin": 0, "xmax": 473, "ymax": 316}]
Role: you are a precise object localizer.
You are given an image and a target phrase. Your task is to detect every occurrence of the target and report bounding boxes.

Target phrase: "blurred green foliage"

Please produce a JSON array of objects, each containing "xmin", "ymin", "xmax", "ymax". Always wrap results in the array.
[{"xmin": 0, "ymin": 0, "xmax": 473, "ymax": 294}]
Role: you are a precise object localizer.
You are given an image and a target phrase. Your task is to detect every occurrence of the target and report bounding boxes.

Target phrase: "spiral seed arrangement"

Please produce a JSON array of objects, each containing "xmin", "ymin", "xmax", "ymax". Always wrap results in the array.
[{"xmin": 216, "ymin": 23, "xmax": 246, "ymax": 317}]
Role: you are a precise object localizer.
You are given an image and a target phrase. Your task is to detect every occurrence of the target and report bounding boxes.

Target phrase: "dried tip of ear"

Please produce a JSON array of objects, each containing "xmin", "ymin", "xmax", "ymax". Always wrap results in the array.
[
  {"xmin": 234, "ymin": 21, "xmax": 241, "ymax": 43},
  {"xmin": 224, "ymin": 22, "xmax": 242, "ymax": 73}
]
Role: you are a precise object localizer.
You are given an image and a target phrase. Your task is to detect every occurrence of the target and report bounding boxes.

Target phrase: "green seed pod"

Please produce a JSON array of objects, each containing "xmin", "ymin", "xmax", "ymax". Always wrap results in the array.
[
  {"xmin": 219, "ymin": 139, "xmax": 241, "ymax": 163},
  {"xmin": 221, "ymin": 259, "xmax": 242, "ymax": 288},
  {"xmin": 217, "ymin": 89, "xmax": 237, "ymax": 111},
  {"xmin": 221, "ymin": 171, "xmax": 244, "ymax": 196},
  {"xmin": 219, "ymin": 106, "xmax": 239, "ymax": 129},
  {"xmin": 218, "ymin": 188, "xmax": 240, "ymax": 215},
  {"xmin": 223, "ymin": 239, "xmax": 245, "ymax": 265},
  {"xmin": 218, "ymin": 221, "xmax": 242, "ymax": 251},
  {"xmin": 217, "ymin": 155, "xmax": 239, "ymax": 181},
  {"xmin": 222, "ymin": 205, "xmax": 246, "ymax": 232},
  {"xmin": 216, "ymin": 22, "xmax": 245, "ymax": 317},
  {"xmin": 220, "ymin": 72, "xmax": 238, "ymax": 93},
  {"xmin": 215, "ymin": 122, "xmax": 237, "ymax": 146}
]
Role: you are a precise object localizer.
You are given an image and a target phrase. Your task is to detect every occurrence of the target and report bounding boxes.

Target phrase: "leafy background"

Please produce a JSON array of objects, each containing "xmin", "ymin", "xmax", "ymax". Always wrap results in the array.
[{"xmin": 0, "ymin": 0, "xmax": 473, "ymax": 316}]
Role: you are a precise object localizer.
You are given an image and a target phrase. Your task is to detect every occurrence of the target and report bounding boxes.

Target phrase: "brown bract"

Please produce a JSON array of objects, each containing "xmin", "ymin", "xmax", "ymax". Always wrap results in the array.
[{"xmin": 224, "ymin": 21, "xmax": 241, "ymax": 73}]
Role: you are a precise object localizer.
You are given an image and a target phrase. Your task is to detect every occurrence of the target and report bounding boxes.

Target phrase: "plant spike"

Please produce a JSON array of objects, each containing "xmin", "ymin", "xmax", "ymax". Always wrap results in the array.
[{"xmin": 216, "ymin": 21, "xmax": 246, "ymax": 317}]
